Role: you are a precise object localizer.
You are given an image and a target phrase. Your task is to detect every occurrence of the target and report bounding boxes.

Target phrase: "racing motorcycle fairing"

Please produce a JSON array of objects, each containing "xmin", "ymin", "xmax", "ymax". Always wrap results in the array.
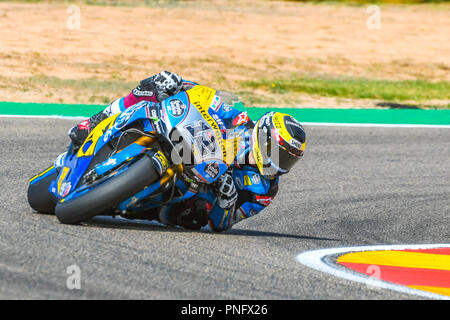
[
  {"xmin": 159, "ymin": 86, "xmax": 236, "ymax": 183},
  {"xmin": 48, "ymin": 101, "xmax": 160, "ymax": 203},
  {"xmin": 118, "ymin": 86, "xmax": 236, "ymax": 211},
  {"xmin": 29, "ymin": 165, "xmax": 58, "ymax": 185},
  {"xmin": 42, "ymin": 85, "xmax": 240, "ymax": 216}
]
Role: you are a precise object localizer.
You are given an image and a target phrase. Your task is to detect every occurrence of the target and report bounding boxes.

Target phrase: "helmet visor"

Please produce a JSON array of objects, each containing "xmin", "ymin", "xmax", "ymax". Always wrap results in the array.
[
  {"xmin": 257, "ymin": 129, "xmax": 302, "ymax": 177},
  {"xmin": 261, "ymin": 144, "xmax": 300, "ymax": 177}
]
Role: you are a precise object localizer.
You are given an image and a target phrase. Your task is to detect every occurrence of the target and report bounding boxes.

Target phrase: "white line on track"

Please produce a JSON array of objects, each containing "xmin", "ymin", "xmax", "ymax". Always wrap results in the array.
[
  {"xmin": 296, "ymin": 244, "xmax": 450, "ymax": 300},
  {"xmin": 1, "ymin": 114, "xmax": 450, "ymax": 128}
]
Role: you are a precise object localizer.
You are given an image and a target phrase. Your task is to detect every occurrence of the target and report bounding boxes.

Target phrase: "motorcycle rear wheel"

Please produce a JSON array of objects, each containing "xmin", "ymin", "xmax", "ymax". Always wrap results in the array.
[{"xmin": 27, "ymin": 169, "xmax": 59, "ymax": 214}]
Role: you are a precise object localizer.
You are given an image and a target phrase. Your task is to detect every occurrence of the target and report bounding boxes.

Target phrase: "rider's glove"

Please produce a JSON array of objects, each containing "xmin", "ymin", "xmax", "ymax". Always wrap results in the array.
[
  {"xmin": 68, "ymin": 110, "xmax": 108, "ymax": 152},
  {"xmin": 214, "ymin": 172, "xmax": 238, "ymax": 210},
  {"xmin": 136, "ymin": 71, "xmax": 183, "ymax": 102}
]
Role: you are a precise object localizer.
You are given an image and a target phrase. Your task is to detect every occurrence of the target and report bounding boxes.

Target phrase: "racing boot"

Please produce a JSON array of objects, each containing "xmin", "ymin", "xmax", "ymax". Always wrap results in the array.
[
  {"xmin": 158, "ymin": 199, "xmax": 209, "ymax": 230},
  {"xmin": 68, "ymin": 110, "xmax": 108, "ymax": 153}
]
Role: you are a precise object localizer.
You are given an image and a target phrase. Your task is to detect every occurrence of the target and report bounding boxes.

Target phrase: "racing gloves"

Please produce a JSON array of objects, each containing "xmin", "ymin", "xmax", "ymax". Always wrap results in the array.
[
  {"xmin": 214, "ymin": 171, "xmax": 238, "ymax": 210},
  {"xmin": 135, "ymin": 71, "xmax": 183, "ymax": 102}
]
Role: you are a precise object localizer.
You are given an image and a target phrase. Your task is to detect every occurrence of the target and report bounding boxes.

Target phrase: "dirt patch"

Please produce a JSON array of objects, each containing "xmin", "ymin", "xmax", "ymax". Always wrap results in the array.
[{"xmin": 0, "ymin": 1, "xmax": 449, "ymax": 107}]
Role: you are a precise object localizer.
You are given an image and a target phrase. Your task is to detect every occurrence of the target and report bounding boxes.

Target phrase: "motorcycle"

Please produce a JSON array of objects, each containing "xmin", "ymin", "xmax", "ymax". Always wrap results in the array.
[{"xmin": 27, "ymin": 86, "xmax": 244, "ymax": 224}]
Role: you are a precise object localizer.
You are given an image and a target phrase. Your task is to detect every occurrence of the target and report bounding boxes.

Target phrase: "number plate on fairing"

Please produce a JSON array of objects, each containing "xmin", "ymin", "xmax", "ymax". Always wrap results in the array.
[{"xmin": 161, "ymin": 86, "xmax": 231, "ymax": 183}]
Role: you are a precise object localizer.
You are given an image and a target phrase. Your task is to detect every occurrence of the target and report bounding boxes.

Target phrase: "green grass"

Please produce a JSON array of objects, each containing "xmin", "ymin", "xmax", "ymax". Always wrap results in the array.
[
  {"xmin": 242, "ymin": 75, "xmax": 450, "ymax": 104},
  {"xmin": 2, "ymin": 74, "xmax": 449, "ymax": 108}
]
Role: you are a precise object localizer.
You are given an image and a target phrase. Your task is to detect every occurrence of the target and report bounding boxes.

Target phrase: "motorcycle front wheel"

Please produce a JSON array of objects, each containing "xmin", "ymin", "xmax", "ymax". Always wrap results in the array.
[{"xmin": 55, "ymin": 156, "xmax": 159, "ymax": 224}]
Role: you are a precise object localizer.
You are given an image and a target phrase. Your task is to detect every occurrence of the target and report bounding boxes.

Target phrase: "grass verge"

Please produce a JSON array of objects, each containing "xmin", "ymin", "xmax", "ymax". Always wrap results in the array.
[
  {"xmin": 2, "ymin": 74, "xmax": 449, "ymax": 109},
  {"xmin": 242, "ymin": 75, "xmax": 450, "ymax": 108}
]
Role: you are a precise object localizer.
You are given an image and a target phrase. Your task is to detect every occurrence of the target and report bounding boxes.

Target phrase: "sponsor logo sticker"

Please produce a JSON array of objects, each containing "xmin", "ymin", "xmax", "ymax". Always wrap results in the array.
[
  {"xmin": 167, "ymin": 99, "xmax": 186, "ymax": 118},
  {"xmin": 204, "ymin": 162, "xmax": 220, "ymax": 179}
]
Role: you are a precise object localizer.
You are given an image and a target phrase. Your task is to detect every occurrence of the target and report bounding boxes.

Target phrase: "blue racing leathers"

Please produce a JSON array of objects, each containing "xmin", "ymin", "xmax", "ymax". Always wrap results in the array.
[
  {"xmin": 194, "ymin": 100, "xmax": 280, "ymax": 232},
  {"xmin": 157, "ymin": 90, "xmax": 279, "ymax": 232},
  {"xmin": 205, "ymin": 115, "xmax": 279, "ymax": 232}
]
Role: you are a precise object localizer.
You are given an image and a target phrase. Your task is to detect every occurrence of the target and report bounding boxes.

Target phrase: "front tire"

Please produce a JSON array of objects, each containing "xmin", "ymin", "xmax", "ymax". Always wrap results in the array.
[{"xmin": 55, "ymin": 156, "xmax": 159, "ymax": 224}]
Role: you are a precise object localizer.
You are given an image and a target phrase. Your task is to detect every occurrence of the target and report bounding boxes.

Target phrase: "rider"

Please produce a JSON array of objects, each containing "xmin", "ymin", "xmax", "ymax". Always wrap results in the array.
[{"xmin": 69, "ymin": 71, "xmax": 306, "ymax": 232}]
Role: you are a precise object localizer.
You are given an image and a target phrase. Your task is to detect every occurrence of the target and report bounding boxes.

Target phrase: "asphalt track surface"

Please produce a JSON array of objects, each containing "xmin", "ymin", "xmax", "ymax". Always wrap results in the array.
[{"xmin": 0, "ymin": 117, "xmax": 449, "ymax": 300}]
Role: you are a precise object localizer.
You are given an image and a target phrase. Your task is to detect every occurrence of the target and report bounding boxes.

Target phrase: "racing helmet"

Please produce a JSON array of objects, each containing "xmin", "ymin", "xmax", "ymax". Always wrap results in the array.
[{"xmin": 251, "ymin": 112, "xmax": 306, "ymax": 178}]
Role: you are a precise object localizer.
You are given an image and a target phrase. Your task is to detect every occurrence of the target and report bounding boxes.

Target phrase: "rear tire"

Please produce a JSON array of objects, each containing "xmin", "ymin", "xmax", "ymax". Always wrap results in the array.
[
  {"xmin": 27, "ymin": 169, "xmax": 58, "ymax": 214},
  {"xmin": 55, "ymin": 156, "xmax": 159, "ymax": 224}
]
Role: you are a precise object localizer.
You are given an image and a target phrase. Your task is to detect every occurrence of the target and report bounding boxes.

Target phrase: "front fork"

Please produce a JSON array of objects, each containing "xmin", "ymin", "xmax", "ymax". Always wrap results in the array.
[
  {"xmin": 138, "ymin": 135, "xmax": 184, "ymax": 180},
  {"xmin": 115, "ymin": 136, "xmax": 184, "ymax": 212}
]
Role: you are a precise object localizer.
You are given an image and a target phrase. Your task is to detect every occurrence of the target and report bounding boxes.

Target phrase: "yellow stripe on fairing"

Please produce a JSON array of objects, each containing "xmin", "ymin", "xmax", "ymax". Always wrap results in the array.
[
  {"xmin": 57, "ymin": 167, "xmax": 70, "ymax": 194},
  {"xmin": 408, "ymin": 285, "xmax": 450, "ymax": 297},
  {"xmin": 29, "ymin": 165, "xmax": 55, "ymax": 182},
  {"xmin": 337, "ymin": 250, "xmax": 450, "ymax": 271},
  {"xmin": 77, "ymin": 113, "xmax": 119, "ymax": 158}
]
